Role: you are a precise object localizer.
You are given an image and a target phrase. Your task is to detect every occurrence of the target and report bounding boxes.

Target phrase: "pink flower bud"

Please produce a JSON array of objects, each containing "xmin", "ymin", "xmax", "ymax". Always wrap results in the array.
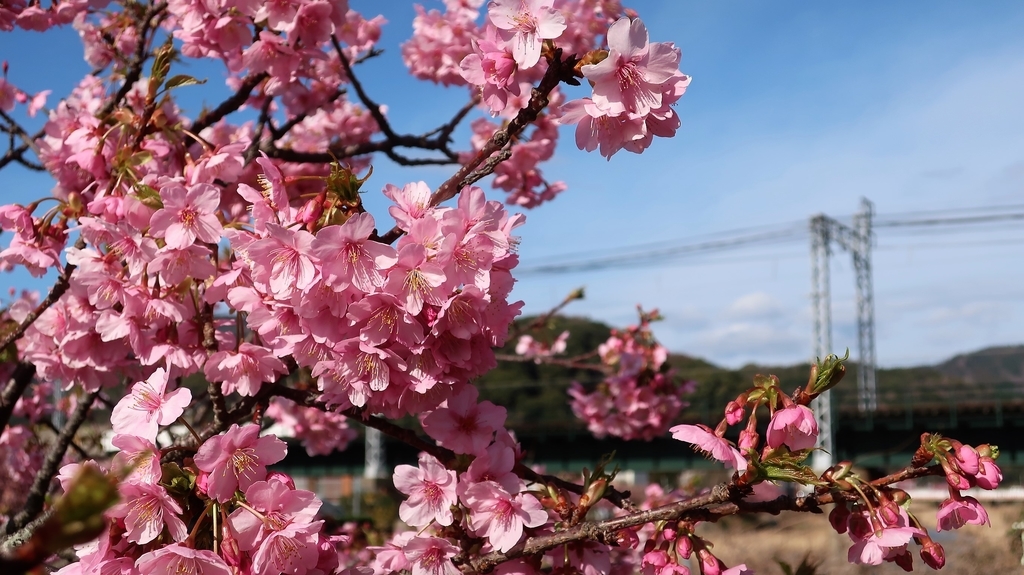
[
  {"xmin": 266, "ymin": 470, "xmax": 296, "ymax": 489},
  {"xmin": 975, "ymin": 457, "xmax": 1002, "ymax": 490},
  {"xmin": 195, "ymin": 470, "xmax": 210, "ymax": 496},
  {"xmin": 920, "ymin": 540, "xmax": 946, "ymax": 569},
  {"xmin": 675, "ymin": 535, "xmax": 692, "ymax": 559},
  {"xmin": 953, "ymin": 444, "xmax": 980, "ymax": 476},
  {"xmin": 766, "ymin": 405, "xmax": 818, "ymax": 451},
  {"xmin": 698, "ymin": 549, "xmax": 721, "ymax": 575},
  {"xmin": 738, "ymin": 429, "xmax": 758, "ymax": 450},
  {"xmin": 724, "ymin": 400, "xmax": 744, "ymax": 425},
  {"xmin": 221, "ymin": 525, "xmax": 243, "ymax": 567}
]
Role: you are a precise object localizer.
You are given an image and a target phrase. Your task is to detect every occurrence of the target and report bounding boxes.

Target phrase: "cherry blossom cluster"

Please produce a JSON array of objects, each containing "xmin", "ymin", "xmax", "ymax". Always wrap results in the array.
[
  {"xmin": 0, "ymin": 1, "xmax": 1008, "ymax": 574},
  {"xmin": 569, "ymin": 309, "xmax": 694, "ymax": 440},
  {"xmin": 514, "ymin": 329, "xmax": 569, "ymax": 360},
  {"xmin": 52, "ymin": 414, "xmax": 348, "ymax": 575},
  {"xmin": 0, "ymin": 0, "xmax": 103, "ymax": 32},
  {"xmin": 671, "ymin": 356, "xmax": 1004, "ymax": 571}
]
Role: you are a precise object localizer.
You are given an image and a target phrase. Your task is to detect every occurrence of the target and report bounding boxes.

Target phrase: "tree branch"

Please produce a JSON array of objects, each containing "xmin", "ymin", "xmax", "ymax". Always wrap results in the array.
[
  {"xmin": 0, "ymin": 363, "xmax": 36, "ymax": 433},
  {"xmin": 99, "ymin": 2, "xmax": 167, "ymax": 118},
  {"xmin": 4, "ymin": 390, "xmax": 100, "ymax": 535},
  {"xmin": 377, "ymin": 49, "xmax": 579, "ymax": 245},
  {"xmin": 463, "ymin": 464, "xmax": 946, "ymax": 573},
  {"xmin": 269, "ymin": 385, "xmax": 634, "ymax": 509},
  {"xmin": 191, "ymin": 73, "xmax": 269, "ymax": 134},
  {"xmin": 0, "ymin": 244, "xmax": 80, "ymax": 352}
]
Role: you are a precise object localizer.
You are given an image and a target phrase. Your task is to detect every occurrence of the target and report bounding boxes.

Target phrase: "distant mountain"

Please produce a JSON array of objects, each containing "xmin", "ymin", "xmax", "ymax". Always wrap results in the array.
[
  {"xmin": 477, "ymin": 316, "xmax": 1024, "ymax": 429},
  {"xmin": 935, "ymin": 345, "xmax": 1024, "ymax": 384}
]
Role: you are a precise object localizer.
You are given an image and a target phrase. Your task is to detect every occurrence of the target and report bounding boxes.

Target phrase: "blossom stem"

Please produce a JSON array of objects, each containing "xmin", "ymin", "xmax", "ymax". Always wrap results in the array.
[
  {"xmin": 178, "ymin": 417, "xmax": 202, "ymax": 444},
  {"xmin": 212, "ymin": 502, "xmax": 219, "ymax": 555},
  {"xmin": 187, "ymin": 501, "xmax": 214, "ymax": 544}
]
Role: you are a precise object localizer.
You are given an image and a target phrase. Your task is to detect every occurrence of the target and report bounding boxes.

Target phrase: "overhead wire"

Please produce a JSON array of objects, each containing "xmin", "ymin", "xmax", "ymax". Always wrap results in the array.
[{"xmin": 518, "ymin": 203, "xmax": 1024, "ymax": 276}]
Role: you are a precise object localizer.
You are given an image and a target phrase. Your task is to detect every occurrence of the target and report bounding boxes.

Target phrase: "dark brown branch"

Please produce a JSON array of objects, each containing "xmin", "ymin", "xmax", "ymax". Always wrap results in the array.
[
  {"xmin": 0, "ymin": 110, "xmax": 43, "ymax": 160},
  {"xmin": 268, "ymin": 89, "xmax": 347, "ymax": 142},
  {"xmin": 39, "ymin": 419, "xmax": 91, "ymax": 459},
  {"xmin": 378, "ymin": 49, "xmax": 579, "ymax": 245},
  {"xmin": 266, "ymin": 140, "xmax": 460, "ymax": 165},
  {"xmin": 100, "ymin": 2, "xmax": 167, "ymax": 118},
  {"xmin": 270, "ymin": 385, "xmax": 634, "ymax": 509},
  {"xmin": 191, "ymin": 73, "xmax": 269, "ymax": 134},
  {"xmin": 0, "ymin": 363, "xmax": 35, "ymax": 433},
  {"xmin": 0, "ymin": 126, "xmax": 47, "ymax": 172},
  {"xmin": 332, "ymin": 37, "xmax": 398, "ymax": 142},
  {"xmin": 464, "ymin": 463, "xmax": 946, "ymax": 573},
  {"xmin": 465, "ymin": 484, "xmax": 734, "ymax": 573},
  {"xmin": 0, "ymin": 245, "xmax": 80, "ymax": 352},
  {"xmin": 244, "ymin": 97, "xmax": 275, "ymax": 164},
  {"xmin": 4, "ymin": 390, "xmax": 100, "ymax": 535}
]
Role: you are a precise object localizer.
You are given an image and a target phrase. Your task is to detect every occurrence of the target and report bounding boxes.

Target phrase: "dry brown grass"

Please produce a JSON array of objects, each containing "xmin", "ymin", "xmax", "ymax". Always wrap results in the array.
[{"xmin": 697, "ymin": 501, "xmax": 1024, "ymax": 575}]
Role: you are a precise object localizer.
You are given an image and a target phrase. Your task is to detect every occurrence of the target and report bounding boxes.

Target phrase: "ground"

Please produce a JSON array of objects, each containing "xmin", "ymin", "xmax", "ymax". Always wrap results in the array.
[{"xmin": 701, "ymin": 501, "xmax": 1024, "ymax": 575}]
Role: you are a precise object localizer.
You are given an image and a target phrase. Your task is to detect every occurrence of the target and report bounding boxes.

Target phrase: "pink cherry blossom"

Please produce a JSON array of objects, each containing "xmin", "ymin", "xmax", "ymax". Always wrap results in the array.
[
  {"xmin": 149, "ymin": 182, "xmax": 223, "ymax": 249},
  {"xmin": 669, "ymin": 424, "xmax": 745, "ymax": 469},
  {"xmin": 194, "ymin": 424, "xmax": 288, "ymax": 502},
  {"xmin": 247, "ymin": 224, "xmax": 317, "ymax": 298},
  {"xmin": 310, "ymin": 212, "xmax": 398, "ymax": 293},
  {"xmin": 205, "ymin": 343, "xmax": 288, "ymax": 397},
  {"xmin": 488, "ymin": 0, "xmax": 566, "ymax": 69},
  {"xmin": 109, "ymin": 481, "xmax": 187, "ymax": 544},
  {"xmin": 382, "ymin": 243, "xmax": 447, "ymax": 315},
  {"xmin": 110, "ymin": 434, "xmax": 161, "ymax": 483},
  {"xmin": 136, "ymin": 544, "xmax": 232, "ymax": 575},
  {"xmin": 394, "ymin": 453, "xmax": 458, "ymax": 527},
  {"xmin": 422, "ymin": 386, "xmax": 507, "ymax": 455},
  {"xmin": 110, "ymin": 368, "xmax": 192, "ymax": 442},
  {"xmin": 228, "ymin": 479, "xmax": 324, "ymax": 575},
  {"xmin": 766, "ymin": 405, "xmax": 818, "ymax": 451},
  {"xmin": 936, "ymin": 495, "xmax": 990, "ymax": 530},
  {"xmin": 403, "ymin": 536, "xmax": 461, "ymax": 575},
  {"xmin": 463, "ymin": 480, "xmax": 548, "ymax": 553},
  {"xmin": 582, "ymin": 17, "xmax": 681, "ymax": 117}
]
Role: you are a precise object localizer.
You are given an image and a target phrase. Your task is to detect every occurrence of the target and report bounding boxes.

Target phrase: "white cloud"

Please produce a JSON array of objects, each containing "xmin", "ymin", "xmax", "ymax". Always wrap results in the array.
[{"xmin": 726, "ymin": 291, "xmax": 783, "ymax": 320}]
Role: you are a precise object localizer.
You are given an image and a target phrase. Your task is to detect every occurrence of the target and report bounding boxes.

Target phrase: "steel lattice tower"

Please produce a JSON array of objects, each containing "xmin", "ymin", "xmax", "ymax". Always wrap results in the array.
[{"xmin": 809, "ymin": 198, "xmax": 877, "ymax": 472}]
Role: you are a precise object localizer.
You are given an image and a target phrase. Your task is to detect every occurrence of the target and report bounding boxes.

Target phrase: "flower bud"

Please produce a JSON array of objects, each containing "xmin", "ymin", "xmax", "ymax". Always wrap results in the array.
[
  {"xmin": 221, "ymin": 524, "xmax": 243, "ymax": 567},
  {"xmin": 724, "ymin": 400, "xmax": 745, "ymax": 425},
  {"xmin": 675, "ymin": 535, "xmax": 693, "ymax": 559},
  {"xmin": 266, "ymin": 470, "xmax": 296, "ymax": 489},
  {"xmin": 829, "ymin": 502, "xmax": 851, "ymax": 534},
  {"xmin": 698, "ymin": 548, "xmax": 721, "ymax": 575},
  {"xmin": 920, "ymin": 539, "xmax": 946, "ymax": 569},
  {"xmin": 297, "ymin": 197, "xmax": 324, "ymax": 227}
]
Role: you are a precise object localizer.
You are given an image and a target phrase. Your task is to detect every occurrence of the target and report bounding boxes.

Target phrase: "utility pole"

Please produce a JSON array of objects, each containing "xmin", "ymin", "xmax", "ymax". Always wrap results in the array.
[
  {"xmin": 809, "ymin": 215, "xmax": 833, "ymax": 472},
  {"xmin": 364, "ymin": 426, "xmax": 384, "ymax": 481},
  {"xmin": 809, "ymin": 198, "xmax": 878, "ymax": 471}
]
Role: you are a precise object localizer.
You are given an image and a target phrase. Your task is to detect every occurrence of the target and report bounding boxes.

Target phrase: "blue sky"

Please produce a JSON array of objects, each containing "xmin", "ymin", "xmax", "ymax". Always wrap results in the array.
[{"xmin": 2, "ymin": 1, "xmax": 1023, "ymax": 368}]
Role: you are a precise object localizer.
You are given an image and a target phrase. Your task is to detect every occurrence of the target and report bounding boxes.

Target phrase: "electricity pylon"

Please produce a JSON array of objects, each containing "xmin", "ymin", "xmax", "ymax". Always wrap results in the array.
[{"xmin": 809, "ymin": 198, "xmax": 877, "ymax": 471}]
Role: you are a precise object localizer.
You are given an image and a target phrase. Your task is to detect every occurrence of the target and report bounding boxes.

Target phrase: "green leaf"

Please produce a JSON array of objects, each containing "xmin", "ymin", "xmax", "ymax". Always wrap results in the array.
[
  {"xmin": 129, "ymin": 150, "xmax": 153, "ymax": 167},
  {"xmin": 165, "ymin": 74, "xmax": 207, "ymax": 90}
]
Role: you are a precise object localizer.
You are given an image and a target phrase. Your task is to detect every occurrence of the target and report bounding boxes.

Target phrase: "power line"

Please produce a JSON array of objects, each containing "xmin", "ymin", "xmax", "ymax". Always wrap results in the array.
[
  {"xmin": 517, "ymin": 227, "xmax": 805, "ymax": 275},
  {"xmin": 876, "ymin": 212, "xmax": 1024, "ymax": 228},
  {"xmin": 519, "ymin": 205, "xmax": 1024, "ymax": 276}
]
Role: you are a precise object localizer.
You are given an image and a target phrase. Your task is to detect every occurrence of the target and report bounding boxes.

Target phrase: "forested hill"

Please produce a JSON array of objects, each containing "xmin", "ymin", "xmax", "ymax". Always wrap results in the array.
[{"xmin": 476, "ymin": 316, "xmax": 1024, "ymax": 431}]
